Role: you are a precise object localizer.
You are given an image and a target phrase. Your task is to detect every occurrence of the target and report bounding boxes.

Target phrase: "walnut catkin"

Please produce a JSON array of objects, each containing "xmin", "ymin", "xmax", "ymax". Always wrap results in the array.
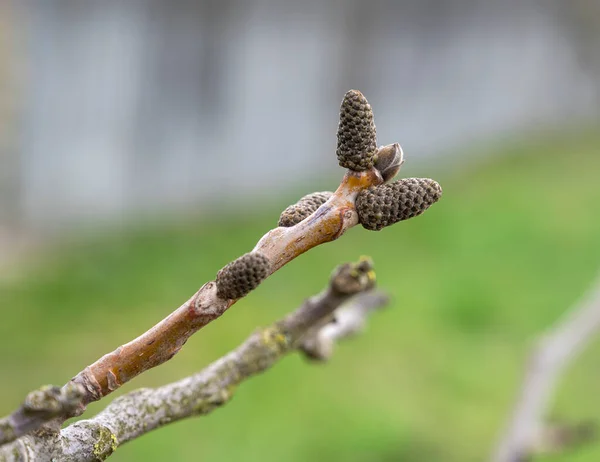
[
  {"xmin": 356, "ymin": 178, "xmax": 442, "ymax": 231},
  {"xmin": 336, "ymin": 90, "xmax": 377, "ymax": 171},
  {"xmin": 216, "ymin": 252, "xmax": 271, "ymax": 300},
  {"xmin": 278, "ymin": 191, "xmax": 333, "ymax": 227}
]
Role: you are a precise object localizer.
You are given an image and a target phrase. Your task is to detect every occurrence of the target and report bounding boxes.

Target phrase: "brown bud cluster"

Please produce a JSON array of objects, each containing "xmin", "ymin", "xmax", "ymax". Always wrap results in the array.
[
  {"xmin": 278, "ymin": 191, "xmax": 333, "ymax": 227},
  {"xmin": 216, "ymin": 252, "xmax": 271, "ymax": 300},
  {"xmin": 356, "ymin": 178, "xmax": 442, "ymax": 231},
  {"xmin": 336, "ymin": 90, "xmax": 377, "ymax": 171}
]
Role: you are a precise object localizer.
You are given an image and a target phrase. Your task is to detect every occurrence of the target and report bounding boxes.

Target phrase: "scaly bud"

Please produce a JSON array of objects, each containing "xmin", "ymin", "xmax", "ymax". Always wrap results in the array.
[
  {"xmin": 356, "ymin": 178, "xmax": 442, "ymax": 231},
  {"xmin": 374, "ymin": 143, "xmax": 404, "ymax": 183},
  {"xmin": 278, "ymin": 191, "xmax": 333, "ymax": 227},
  {"xmin": 336, "ymin": 90, "xmax": 377, "ymax": 171},
  {"xmin": 216, "ymin": 252, "xmax": 271, "ymax": 300}
]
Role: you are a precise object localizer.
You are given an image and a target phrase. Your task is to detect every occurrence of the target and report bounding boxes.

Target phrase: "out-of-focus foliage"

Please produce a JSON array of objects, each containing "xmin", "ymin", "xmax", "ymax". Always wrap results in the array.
[{"xmin": 1, "ymin": 129, "xmax": 600, "ymax": 462}]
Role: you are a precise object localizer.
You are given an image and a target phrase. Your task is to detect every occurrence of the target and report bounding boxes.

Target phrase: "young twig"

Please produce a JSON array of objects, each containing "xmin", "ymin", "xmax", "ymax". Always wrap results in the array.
[
  {"xmin": 299, "ymin": 290, "xmax": 390, "ymax": 360},
  {"xmin": 0, "ymin": 259, "xmax": 388, "ymax": 461},
  {"xmin": 491, "ymin": 272, "xmax": 600, "ymax": 462},
  {"xmin": 0, "ymin": 90, "xmax": 441, "ymax": 447}
]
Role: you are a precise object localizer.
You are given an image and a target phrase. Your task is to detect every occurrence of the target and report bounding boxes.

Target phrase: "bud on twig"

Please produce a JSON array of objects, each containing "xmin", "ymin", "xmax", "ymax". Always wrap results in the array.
[
  {"xmin": 356, "ymin": 178, "xmax": 442, "ymax": 231},
  {"xmin": 278, "ymin": 191, "xmax": 333, "ymax": 227},
  {"xmin": 336, "ymin": 90, "xmax": 377, "ymax": 171},
  {"xmin": 216, "ymin": 252, "xmax": 271, "ymax": 300},
  {"xmin": 374, "ymin": 143, "xmax": 404, "ymax": 183}
]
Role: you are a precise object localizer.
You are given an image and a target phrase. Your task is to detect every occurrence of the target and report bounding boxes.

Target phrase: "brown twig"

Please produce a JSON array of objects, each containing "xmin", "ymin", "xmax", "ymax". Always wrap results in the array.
[
  {"xmin": 0, "ymin": 90, "xmax": 442, "ymax": 447},
  {"xmin": 0, "ymin": 165, "xmax": 380, "ymax": 447},
  {"xmin": 68, "ymin": 166, "xmax": 381, "ymax": 406},
  {"xmin": 0, "ymin": 259, "xmax": 388, "ymax": 461},
  {"xmin": 0, "ymin": 152, "xmax": 398, "ymax": 445}
]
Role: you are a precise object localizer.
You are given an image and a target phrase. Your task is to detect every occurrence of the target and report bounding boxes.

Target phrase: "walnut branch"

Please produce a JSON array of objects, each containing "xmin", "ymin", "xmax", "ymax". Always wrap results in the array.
[
  {"xmin": 67, "ymin": 158, "xmax": 386, "ymax": 407},
  {"xmin": 491, "ymin": 272, "xmax": 600, "ymax": 462},
  {"xmin": 0, "ymin": 90, "xmax": 442, "ymax": 447},
  {"xmin": 0, "ymin": 259, "xmax": 388, "ymax": 461}
]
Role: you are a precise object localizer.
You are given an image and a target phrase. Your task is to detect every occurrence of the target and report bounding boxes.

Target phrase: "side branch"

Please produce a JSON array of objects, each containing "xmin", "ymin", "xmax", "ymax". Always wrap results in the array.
[
  {"xmin": 0, "ymin": 259, "xmax": 388, "ymax": 461},
  {"xmin": 492, "ymin": 273, "xmax": 600, "ymax": 462},
  {"xmin": 299, "ymin": 291, "xmax": 389, "ymax": 360}
]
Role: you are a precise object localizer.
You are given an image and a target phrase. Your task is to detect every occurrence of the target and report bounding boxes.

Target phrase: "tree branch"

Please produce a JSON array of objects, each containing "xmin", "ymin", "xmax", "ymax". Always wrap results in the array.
[
  {"xmin": 0, "ymin": 159, "xmax": 385, "ymax": 448},
  {"xmin": 299, "ymin": 291, "xmax": 390, "ymax": 360},
  {"xmin": 0, "ymin": 259, "xmax": 388, "ymax": 461},
  {"xmin": 0, "ymin": 90, "xmax": 441, "ymax": 448},
  {"xmin": 69, "ymin": 167, "xmax": 378, "ymax": 408},
  {"xmin": 491, "ymin": 272, "xmax": 600, "ymax": 462}
]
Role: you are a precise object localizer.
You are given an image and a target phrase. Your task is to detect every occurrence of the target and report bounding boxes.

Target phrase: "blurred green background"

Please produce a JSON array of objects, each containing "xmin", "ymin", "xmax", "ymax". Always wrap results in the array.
[
  {"xmin": 2, "ymin": 129, "xmax": 600, "ymax": 461},
  {"xmin": 2, "ymin": 2, "xmax": 600, "ymax": 461}
]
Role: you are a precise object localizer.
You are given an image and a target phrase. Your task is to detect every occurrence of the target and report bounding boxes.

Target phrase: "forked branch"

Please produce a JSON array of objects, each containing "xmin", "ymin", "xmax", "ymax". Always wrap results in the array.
[
  {"xmin": 0, "ymin": 90, "xmax": 442, "ymax": 448},
  {"xmin": 0, "ymin": 259, "xmax": 388, "ymax": 461}
]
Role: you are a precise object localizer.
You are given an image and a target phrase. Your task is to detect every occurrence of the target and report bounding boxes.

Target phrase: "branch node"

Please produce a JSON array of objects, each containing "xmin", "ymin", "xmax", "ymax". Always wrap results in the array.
[
  {"xmin": 26, "ymin": 382, "xmax": 84, "ymax": 418},
  {"xmin": 330, "ymin": 256, "xmax": 376, "ymax": 295}
]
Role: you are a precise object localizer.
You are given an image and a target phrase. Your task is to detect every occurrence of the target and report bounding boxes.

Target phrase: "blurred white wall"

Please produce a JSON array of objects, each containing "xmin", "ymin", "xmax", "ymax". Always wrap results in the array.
[{"xmin": 1, "ymin": 0, "xmax": 599, "ymax": 232}]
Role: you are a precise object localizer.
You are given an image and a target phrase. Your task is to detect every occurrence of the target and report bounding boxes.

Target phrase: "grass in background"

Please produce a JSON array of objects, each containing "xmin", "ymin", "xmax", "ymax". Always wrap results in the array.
[{"xmin": 1, "ymin": 129, "xmax": 600, "ymax": 461}]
